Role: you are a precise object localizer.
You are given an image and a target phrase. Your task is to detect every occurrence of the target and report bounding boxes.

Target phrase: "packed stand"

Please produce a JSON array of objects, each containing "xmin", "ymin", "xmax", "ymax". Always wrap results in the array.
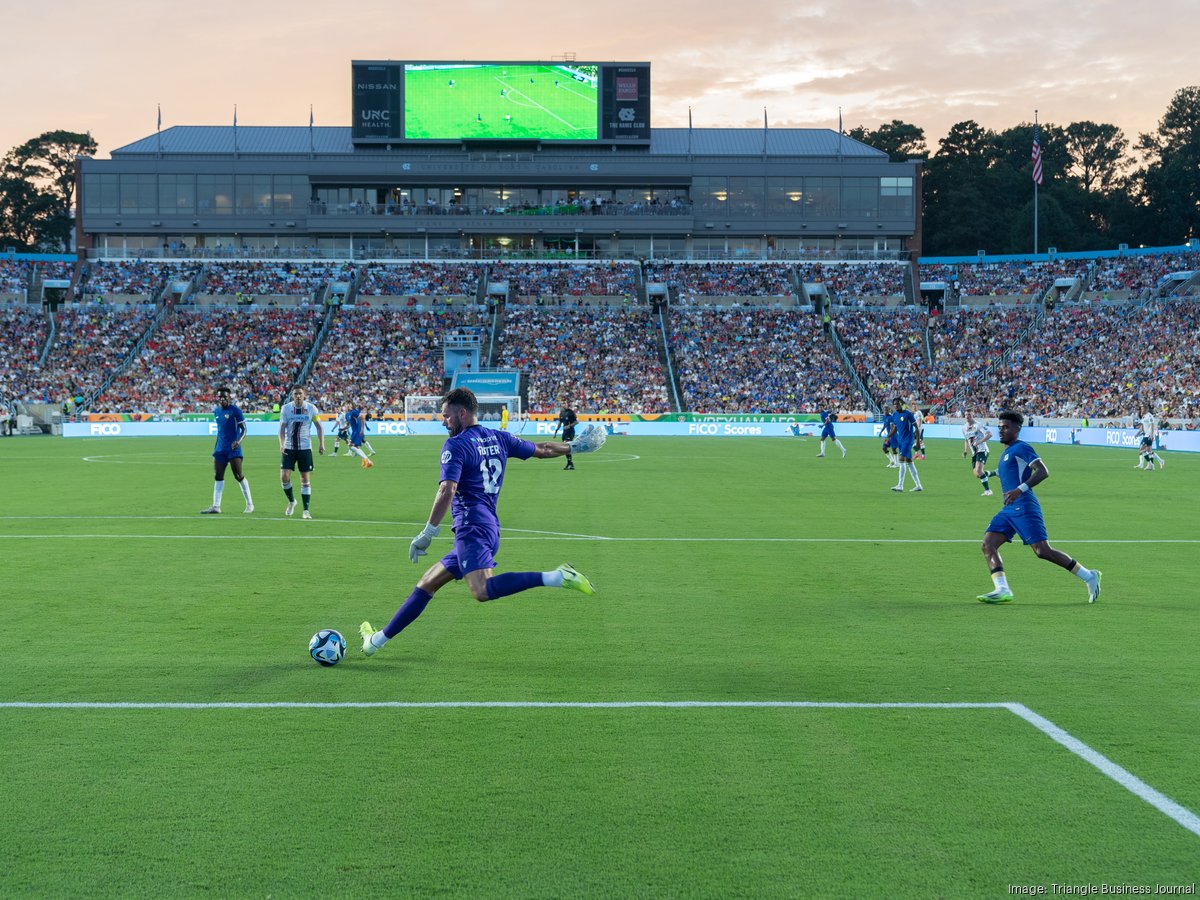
[
  {"xmin": 799, "ymin": 262, "xmax": 907, "ymax": 300},
  {"xmin": 489, "ymin": 262, "xmax": 637, "ymax": 299},
  {"xmin": 978, "ymin": 300, "xmax": 1200, "ymax": 419},
  {"xmin": 198, "ymin": 262, "xmax": 355, "ymax": 299},
  {"xmin": 96, "ymin": 306, "xmax": 322, "ymax": 413},
  {"xmin": 833, "ymin": 309, "xmax": 931, "ymax": 403},
  {"xmin": 357, "ymin": 262, "xmax": 481, "ymax": 298},
  {"xmin": 1089, "ymin": 253, "xmax": 1199, "ymax": 295},
  {"xmin": 0, "ymin": 304, "xmax": 51, "ymax": 401},
  {"xmin": 29, "ymin": 304, "xmax": 157, "ymax": 403},
  {"xmin": 669, "ymin": 307, "xmax": 851, "ymax": 412},
  {"xmin": 306, "ymin": 308, "xmax": 489, "ymax": 412},
  {"xmin": 646, "ymin": 262, "xmax": 795, "ymax": 299},
  {"xmin": 922, "ymin": 260, "xmax": 1088, "ymax": 298},
  {"xmin": 77, "ymin": 261, "xmax": 200, "ymax": 300},
  {"xmin": 921, "ymin": 307, "xmax": 1040, "ymax": 409},
  {"xmin": 1, "ymin": 261, "xmax": 32, "ymax": 294},
  {"xmin": 498, "ymin": 307, "xmax": 670, "ymax": 413}
]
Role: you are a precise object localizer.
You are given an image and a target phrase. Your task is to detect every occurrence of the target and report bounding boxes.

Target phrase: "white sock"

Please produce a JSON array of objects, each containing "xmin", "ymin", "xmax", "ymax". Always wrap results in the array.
[
  {"xmin": 542, "ymin": 570, "xmax": 565, "ymax": 587},
  {"xmin": 212, "ymin": 481, "xmax": 225, "ymax": 509},
  {"xmin": 835, "ymin": 440, "xmax": 846, "ymax": 453},
  {"xmin": 991, "ymin": 571, "xmax": 1011, "ymax": 592},
  {"xmin": 1070, "ymin": 562, "xmax": 1093, "ymax": 581},
  {"xmin": 364, "ymin": 441, "xmax": 376, "ymax": 453},
  {"xmin": 909, "ymin": 463, "xmax": 923, "ymax": 489},
  {"xmin": 371, "ymin": 631, "xmax": 389, "ymax": 649},
  {"xmin": 239, "ymin": 478, "xmax": 252, "ymax": 504},
  {"xmin": 896, "ymin": 463, "xmax": 907, "ymax": 488},
  {"xmin": 349, "ymin": 446, "xmax": 365, "ymax": 459}
]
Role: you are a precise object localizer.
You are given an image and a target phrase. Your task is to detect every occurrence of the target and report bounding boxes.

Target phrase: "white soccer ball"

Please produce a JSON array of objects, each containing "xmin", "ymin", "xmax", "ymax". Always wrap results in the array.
[{"xmin": 309, "ymin": 629, "xmax": 346, "ymax": 667}]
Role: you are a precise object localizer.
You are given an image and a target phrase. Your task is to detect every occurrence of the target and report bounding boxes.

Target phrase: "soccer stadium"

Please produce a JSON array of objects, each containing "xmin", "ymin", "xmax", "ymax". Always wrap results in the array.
[{"xmin": 3, "ymin": 57, "xmax": 1200, "ymax": 897}]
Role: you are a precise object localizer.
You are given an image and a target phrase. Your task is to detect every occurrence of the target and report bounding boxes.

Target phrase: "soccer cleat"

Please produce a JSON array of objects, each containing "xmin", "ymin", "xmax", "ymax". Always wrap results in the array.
[
  {"xmin": 910, "ymin": 486, "xmax": 923, "ymax": 492},
  {"xmin": 890, "ymin": 486, "xmax": 904, "ymax": 492},
  {"xmin": 285, "ymin": 500, "xmax": 296, "ymax": 517},
  {"xmin": 244, "ymin": 504, "xmax": 254, "ymax": 514},
  {"xmin": 360, "ymin": 621, "xmax": 379, "ymax": 656},
  {"xmin": 981, "ymin": 490, "xmax": 993, "ymax": 496},
  {"xmin": 302, "ymin": 509, "xmax": 312, "ymax": 520},
  {"xmin": 556, "ymin": 563, "xmax": 595, "ymax": 596},
  {"xmin": 331, "ymin": 452, "xmax": 338, "ymax": 457},
  {"xmin": 369, "ymin": 451, "xmax": 377, "ymax": 458},
  {"xmin": 977, "ymin": 589, "xmax": 1015, "ymax": 604},
  {"xmin": 200, "ymin": 506, "xmax": 221, "ymax": 514},
  {"xmin": 816, "ymin": 452, "xmax": 825, "ymax": 458},
  {"xmin": 840, "ymin": 449, "xmax": 847, "ymax": 458},
  {"xmin": 1086, "ymin": 571, "xmax": 1102, "ymax": 604},
  {"xmin": 362, "ymin": 458, "xmax": 375, "ymax": 469}
]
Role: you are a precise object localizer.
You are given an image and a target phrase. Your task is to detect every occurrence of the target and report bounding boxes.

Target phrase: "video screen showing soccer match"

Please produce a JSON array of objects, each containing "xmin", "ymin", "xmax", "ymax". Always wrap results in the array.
[{"xmin": 403, "ymin": 63, "xmax": 600, "ymax": 140}]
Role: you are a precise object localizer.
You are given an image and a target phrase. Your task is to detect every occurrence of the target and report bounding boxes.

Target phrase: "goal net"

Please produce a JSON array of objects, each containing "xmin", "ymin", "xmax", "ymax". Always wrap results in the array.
[{"xmin": 404, "ymin": 394, "xmax": 523, "ymax": 428}]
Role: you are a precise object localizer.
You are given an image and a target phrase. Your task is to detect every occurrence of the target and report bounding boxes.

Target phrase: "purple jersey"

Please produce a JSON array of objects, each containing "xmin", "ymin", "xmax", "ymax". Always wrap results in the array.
[{"xmin": 439, "ymin": 425, "xmax": 536, "ymax": 530}]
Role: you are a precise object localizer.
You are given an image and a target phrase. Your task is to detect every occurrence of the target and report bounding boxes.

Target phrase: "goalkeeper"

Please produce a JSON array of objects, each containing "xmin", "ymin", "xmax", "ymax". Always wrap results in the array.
[{"xmin": 359, "ymin": 387, "xmax": 605, "ymax": 657}]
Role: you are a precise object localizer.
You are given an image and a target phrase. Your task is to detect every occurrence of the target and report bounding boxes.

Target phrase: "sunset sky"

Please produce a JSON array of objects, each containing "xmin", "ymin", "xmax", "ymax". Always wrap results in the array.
[{"xmin": 3, "ymin": 0, "xmax": 1195, "ymax": 157}]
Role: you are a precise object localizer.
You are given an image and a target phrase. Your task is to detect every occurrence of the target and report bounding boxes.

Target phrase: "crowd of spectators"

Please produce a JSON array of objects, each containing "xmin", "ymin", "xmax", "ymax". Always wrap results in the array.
[
  {"xmin": 669, "ymin": 307, "xmax": 851, "ymax": 412},
  {"xmin": 646, "ymin": 262, "xmax": 796, "ymax": 298},
  {"xmin": 307, "ymin": 307, "xmax": 490, "ymax": 412},
  {"xmin": 919, "ymin": 260, "xmax": 1089, "ymax": 298},
  {"xmin": 1089, "ymin": 253, "xmax": 1199, "ymax": 294},
  {"xmin": 976, "ymin": 300, "xmax": 1200, "ymax": 419},
  {"xmin": 832, "ymin": 309, "xmax": 931, "ymax": 404},
  {"xmin": 199, "ymin": 262, "xmax": 356, "ymax": 298},
  {"xmin": 357, "ymin": 262, "xmax": 481, "ymax": 297},
  {"xmin": 0, "ymin": 304, "xmax": 50, "ymax": 400},
  {"xmin": 28, "ymin": 304, "xmax": 158, "ymax": 403},
  {"xmin": 1, "ymin": 261, "xmax": 30, "ymax": 294},
  {"xmin": 800, "ymin": 262, "xmax": 907, "ymax": 299},
  {"xmin": 489, "ymin": 262, "xmax": 637, "ymax": 299},
  {"xmin": 96, "ymin": 306, "xmax": 323, "ymax": 413},
  {"xmin": 77, "ymin": 261, "xmax": 200, "ymax": 299},
  {"xmin": 497, "ymin": 306, "xmax": 670, "ymax": 413}
]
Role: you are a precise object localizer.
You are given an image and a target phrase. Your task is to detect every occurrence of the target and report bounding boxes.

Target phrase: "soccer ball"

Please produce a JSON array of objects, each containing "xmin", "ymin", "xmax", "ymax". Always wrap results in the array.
[{"xmin": 309, "ymin": 629, "xmax": 346, "ymax": 667}]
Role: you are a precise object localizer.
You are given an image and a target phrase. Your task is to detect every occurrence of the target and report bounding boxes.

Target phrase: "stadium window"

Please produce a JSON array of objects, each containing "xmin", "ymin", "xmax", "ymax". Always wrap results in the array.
[
  {"xmin": 159, "ymin": 174, "xmax": 195, "ymax": 215},
  {"xmin": 804, "ymin": 177, "xmax": 840, "ymax": 218},
  {"xmin": 727, "ymin": 177, "xmax": 764, "ymax": 215},
  {"xmin": 841, "ymin": 178, "xmax": 878, "ymax": 218},
  {"xmin": 879, "ymin": 177, "xmax": 914, "ymax": 217},
  {"xmin": 766, "ymin": 178, "xmax": 804, "ymax": 217},
  {"xmin": 197, "ymin": 175, "xmax": 234, "ymax": 215}
]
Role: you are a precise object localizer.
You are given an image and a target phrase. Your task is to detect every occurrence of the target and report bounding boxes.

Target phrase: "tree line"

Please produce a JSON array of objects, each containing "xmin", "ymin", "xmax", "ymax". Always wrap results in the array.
[{"xmin": 2, "ymin": 87, "xmax": 1198, "ymax": 256}]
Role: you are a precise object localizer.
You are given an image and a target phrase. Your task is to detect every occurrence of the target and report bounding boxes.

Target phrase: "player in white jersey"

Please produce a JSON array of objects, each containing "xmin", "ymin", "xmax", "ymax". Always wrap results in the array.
[
  {"xmin": 962, "ymin": 411, "xmax": 997, "ymax": 495},
  {"xmin": 331, "ymin": 412, "xmax": 349, "ymax": 456},
  {"xmin": 1135, "ymin": 410, "xmax": 1164, "ymax": 470},
  {"xmin": 278, "ymin": 386, "xmax": 325, "ymax": 519}
]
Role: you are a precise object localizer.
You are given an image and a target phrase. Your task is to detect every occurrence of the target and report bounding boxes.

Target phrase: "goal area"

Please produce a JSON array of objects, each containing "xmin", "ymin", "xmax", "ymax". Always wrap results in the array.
[{"xmin": 404, "ymin": 395, "xmax": 523, "ymax": 427}]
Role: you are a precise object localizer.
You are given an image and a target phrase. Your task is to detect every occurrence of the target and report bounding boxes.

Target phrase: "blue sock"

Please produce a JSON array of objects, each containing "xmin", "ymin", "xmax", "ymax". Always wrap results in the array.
[
  {"xmin": 383, "ymin": 588, "xmax": 433, "ymax": 639},
  {"xmin": 486, "ymin": 571, "xmax": 545, "ymax": 600}
]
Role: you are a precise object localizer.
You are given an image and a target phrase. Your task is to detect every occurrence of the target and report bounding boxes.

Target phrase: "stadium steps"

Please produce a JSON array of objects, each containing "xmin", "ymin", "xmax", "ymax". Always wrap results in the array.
[
  {"xmin": 656, "ymin": 298, "xmax": 684, "ymax": 412},
  {"xmin": 903, "ymin": 260, "xmax": 918, "ymax": 306},
  {"xmin": 826, "ymin": 317, "xmax": 883, "ymax": 416},
  {"xmin": 38, "ymin": 305, "xmax": 55, "ymax": 366},
  {"xmin": 940, "ymin": 306, "xmax": 1047, "ymax": 415},
  {"xmin": 83, "ymin": 302, "xmax": 173, "ymax": 411},
  {"xmin": 485, "ymin": 302, "xmax": 504, "ymax": 367},
  {"xmin": 293, "ymin": 302, "xmax": 338, "ymax": 392}
]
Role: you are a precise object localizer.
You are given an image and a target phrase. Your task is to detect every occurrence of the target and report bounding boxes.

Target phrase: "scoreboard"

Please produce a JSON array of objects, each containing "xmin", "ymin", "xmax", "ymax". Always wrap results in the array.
[{"xmin": 352, "ymin": 60, "xmax": 650, "ymax": 144}]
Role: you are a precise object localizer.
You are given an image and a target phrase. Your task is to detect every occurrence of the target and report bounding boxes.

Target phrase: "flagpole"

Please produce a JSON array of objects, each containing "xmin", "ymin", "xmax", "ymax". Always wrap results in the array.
[
  {"xmin": 1033, "ymin": 110, "xmax": 1039, "ymax": 255},
  {"xmin": 156, "ymin": 103, "xmax": 162, "ymax": 158}
]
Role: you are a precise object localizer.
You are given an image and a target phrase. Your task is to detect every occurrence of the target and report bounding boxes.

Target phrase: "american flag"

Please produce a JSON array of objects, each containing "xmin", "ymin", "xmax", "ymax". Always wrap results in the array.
[{"xmin": 1032, "ymin": 124, "xmax": 1044, "ymax": 186}]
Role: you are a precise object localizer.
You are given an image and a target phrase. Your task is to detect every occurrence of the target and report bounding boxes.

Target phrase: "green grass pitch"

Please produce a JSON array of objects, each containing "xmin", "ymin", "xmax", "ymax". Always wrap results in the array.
[
  {"xmin": 2, "ymin": 435, "xmax": 1198, "ymax": 896},
  {"xmin": 404, "ymin": 64, "xmax": 598, "ymax": 141}
]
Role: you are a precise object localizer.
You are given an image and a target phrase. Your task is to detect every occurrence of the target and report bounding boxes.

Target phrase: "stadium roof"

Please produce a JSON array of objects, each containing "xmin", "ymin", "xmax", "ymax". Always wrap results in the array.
[{"xmin": 109, "ymin": 126, "xmax": 887, "ymax": 158}]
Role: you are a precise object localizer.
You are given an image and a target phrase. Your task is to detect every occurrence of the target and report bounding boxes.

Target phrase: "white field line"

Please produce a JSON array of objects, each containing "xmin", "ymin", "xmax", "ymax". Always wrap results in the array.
[
  {"xmin": 0, "ymin": 699, "xmax": 1195, "ymax": 837},
  {"xmin": 493, "ymin": 78, "xmax": 585, "ymax": 131}
]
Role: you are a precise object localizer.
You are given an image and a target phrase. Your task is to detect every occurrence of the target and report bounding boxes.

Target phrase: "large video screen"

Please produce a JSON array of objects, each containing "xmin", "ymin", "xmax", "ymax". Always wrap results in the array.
[{"xmin": 404, "ymin": 63, "xmax": 600, "ymax": 141}]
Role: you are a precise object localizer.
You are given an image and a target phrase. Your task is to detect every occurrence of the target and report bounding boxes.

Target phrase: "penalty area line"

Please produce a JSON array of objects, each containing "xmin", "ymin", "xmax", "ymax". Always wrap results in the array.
[{"xmin": 2, "ymin": 700, "xmax": 1195, "ymax": 838}]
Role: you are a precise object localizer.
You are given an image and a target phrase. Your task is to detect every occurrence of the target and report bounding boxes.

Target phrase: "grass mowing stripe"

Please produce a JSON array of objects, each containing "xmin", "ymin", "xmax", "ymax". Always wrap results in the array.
[{"xmin": 5, "ymin": 701, "xmax": 1198, "ymax": 839}]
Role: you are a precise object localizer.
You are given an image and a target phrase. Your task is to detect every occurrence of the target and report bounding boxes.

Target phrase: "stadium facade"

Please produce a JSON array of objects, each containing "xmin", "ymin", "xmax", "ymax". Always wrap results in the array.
[{"xmin": 75, "ymin": 62, "xmax": 922, "ymax": 261}]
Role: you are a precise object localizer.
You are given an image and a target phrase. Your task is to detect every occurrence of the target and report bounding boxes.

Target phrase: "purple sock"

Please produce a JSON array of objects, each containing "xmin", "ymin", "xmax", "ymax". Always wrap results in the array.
[
  {"xmin": 383, "ymin": 587, "xmax": 433, "ymax": 639},
  {"xmin": 486, "ymin": 571, "xmax": 545, "ymax": 600}
]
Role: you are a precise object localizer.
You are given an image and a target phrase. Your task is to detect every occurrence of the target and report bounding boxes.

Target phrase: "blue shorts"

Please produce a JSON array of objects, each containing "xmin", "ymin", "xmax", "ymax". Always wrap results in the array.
[
  {"xmin": 438, "ymin": 523, "xmax": 500, "ymax": 578},
  {"xmin": 986, "ymin": 501, "xmax": 1048, "ymax": 545},
  {"xmin": 896, "ymin": 439, "xmax": 914, "ymax": 458},
  {"xmin": 821, "ymin": 425, "xmax": 836, "ymax": 439},
  {"xmin": 213, "ymin": 449, "xmax": 243, "ymax": 463}
]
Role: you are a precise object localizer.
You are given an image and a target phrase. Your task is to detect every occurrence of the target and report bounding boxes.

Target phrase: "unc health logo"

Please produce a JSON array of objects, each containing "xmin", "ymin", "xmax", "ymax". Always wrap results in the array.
[
  {"xmin": 618, "ymin": 108, "xmax": 636, "ymax": 122},
  {"xmin": 440, "ymin": 450, "xmax": 452, "ymax": 464}
]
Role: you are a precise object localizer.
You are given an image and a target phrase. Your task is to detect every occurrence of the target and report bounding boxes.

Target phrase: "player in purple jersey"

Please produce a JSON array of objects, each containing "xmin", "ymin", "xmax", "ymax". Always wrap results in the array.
[
  {"xmin": 976, "ymin": 410, "xmax": 1102, "ymax": 604},
  {"xmin": 200, "ymin": 386, "xmax": 254, "ymax": 514},
  {"xmin": 359, "ymin": 387, "xmax": 603, "ymax": 657}
]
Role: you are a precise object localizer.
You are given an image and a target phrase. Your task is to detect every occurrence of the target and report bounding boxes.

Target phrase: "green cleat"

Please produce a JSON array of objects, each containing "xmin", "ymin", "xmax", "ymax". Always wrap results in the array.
[
  {"xmin": 1086, "ymin": 571, "xmax": 1102, "ymax": 604},
  {"xmin": 359, "ymin": 621, "xmax": 379, "ymax": 656},
  {"xmin": 556, "ymin": 563, "xmax": 595, "ymax": 596},
  {"xmin": 976, "ymin": 589, "xmax": 1015, "ymax": 604}
]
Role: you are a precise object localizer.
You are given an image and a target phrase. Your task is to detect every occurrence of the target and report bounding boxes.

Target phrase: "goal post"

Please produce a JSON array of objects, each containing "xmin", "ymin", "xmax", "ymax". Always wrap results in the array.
[{"xmin": 404, "ymin": 394, "xmax": 523, "ymax": 428}]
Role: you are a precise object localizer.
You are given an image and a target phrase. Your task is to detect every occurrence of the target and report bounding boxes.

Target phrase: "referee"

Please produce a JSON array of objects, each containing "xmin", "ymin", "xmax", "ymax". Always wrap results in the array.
[{"xmin": 554, "ymin": 406, "xmax": 578, "ymax": 470}]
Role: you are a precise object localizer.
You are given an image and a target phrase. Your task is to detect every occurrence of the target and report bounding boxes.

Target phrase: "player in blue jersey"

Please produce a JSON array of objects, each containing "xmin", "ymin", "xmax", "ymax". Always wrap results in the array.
[
  {"xmin": 278, "ymin": 386, "xmax": 325, "ymax": 520},
  {"xmin": 888, "ymin": 397, "xmax": 924, "ymax": 492},
  {"xmin": 201, "ymin": 386, "xmax": 254, "ymax": 514},
  {"xmin": 343, "ymin": 407, "xmax": 375, "ymax": 468},
  {"xmin": 977, "ymin": 410, "xmax": 1101, "ymax": 604},
  {"xmin": 359, "ymin": 387, "xmax": 603, "ymax": 657},
  {"xmin": 880, "ymin": 409, "xmax": 898, "ymax": 468},
  {"xmin": 816, "ymin": 404, "xmax": 846, "ymax": 458}
]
